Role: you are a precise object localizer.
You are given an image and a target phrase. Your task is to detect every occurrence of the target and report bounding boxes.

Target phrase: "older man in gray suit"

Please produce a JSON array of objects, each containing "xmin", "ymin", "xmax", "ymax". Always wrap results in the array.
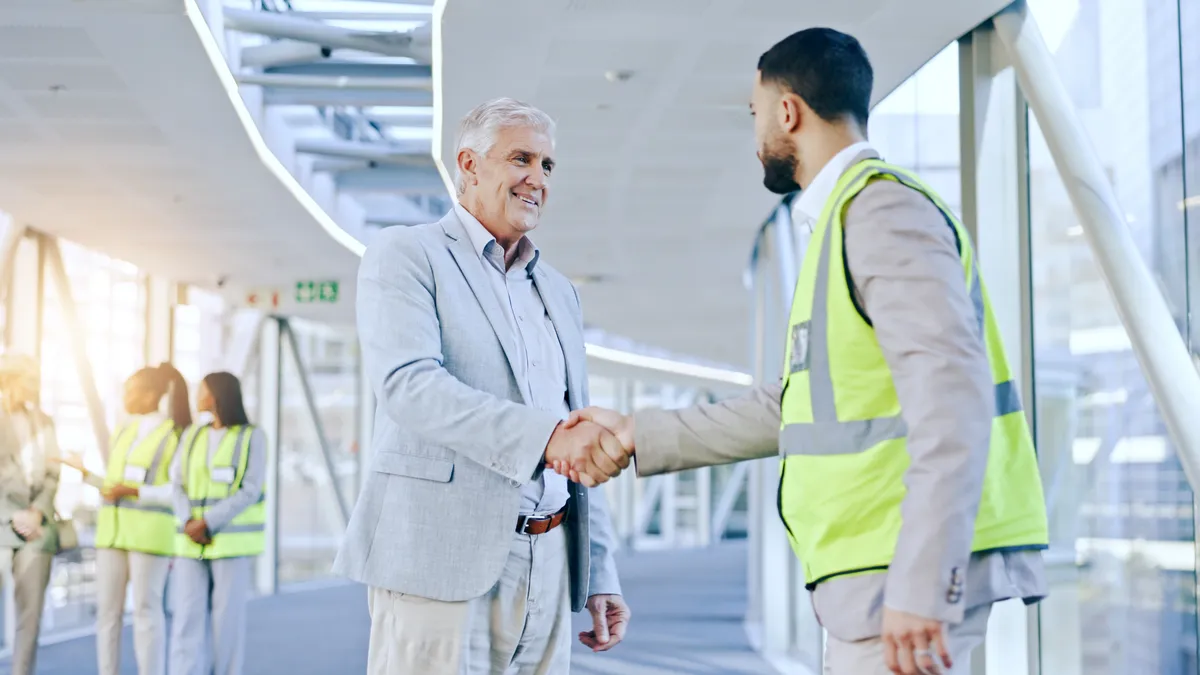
[
  {"xmin": 558, "ymin": 28, "xmax": 1049, "ymax": 675},
  {"xmin": 334, "ymin": 97, "xmax": 631, "ymax": 674},
  {"xmin": 0, "ymin": 353, "xmax": 61, "ymax": 675}
]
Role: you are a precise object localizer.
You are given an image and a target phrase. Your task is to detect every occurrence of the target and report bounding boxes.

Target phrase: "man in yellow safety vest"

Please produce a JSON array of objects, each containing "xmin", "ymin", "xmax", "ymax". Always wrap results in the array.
[{"xmin": 557, "ymin": 27, "xmax": 1050, "ymax": 675}]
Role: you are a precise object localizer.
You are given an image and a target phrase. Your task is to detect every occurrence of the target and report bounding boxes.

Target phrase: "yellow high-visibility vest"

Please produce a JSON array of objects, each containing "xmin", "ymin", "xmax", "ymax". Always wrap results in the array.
[
  {"xmin": 778, "ymin": 158, "xmax": 1049, "ymax": 588},
  {"xmin": 96, "ymin": 419, "xmax": 179, "ymax": 556},
  {"xmin": 175, "ymin": 424, "xmax": 266, "ymax": 559}
]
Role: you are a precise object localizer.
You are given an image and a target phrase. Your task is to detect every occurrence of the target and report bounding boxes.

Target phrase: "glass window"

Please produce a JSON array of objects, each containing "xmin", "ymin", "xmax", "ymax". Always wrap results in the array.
[
  {"xmin": 869, "ymin": 42, "xmax": 961, "ymax": 213},
  {"xmin": 1027, "ymin": 1, "xmax": 1198, "ymax": 674}
]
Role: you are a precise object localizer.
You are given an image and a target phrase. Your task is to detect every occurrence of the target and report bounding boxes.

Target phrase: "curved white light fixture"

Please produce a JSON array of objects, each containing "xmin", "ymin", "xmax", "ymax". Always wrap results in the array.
[
  {"xmin": 585, "ymin": 344, "xmax": 753, "ymax": 387},
  {"xmin": 188, "ymin": 0, "xmax": 747, "ymax": 390},
  {"xmin": 430, "ymin": 0, "xmax": 456, "ymax": 198},
  {"xmin": 182, "ymin": 0, "xmax": 366, "ymax": 257}
]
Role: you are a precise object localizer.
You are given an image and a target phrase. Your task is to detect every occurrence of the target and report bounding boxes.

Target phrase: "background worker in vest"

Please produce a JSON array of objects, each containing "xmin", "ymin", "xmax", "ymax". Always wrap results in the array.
[
  {"xmin": 555, "ymin": 28, "xmax": 1050, "ymax": 675},
  {"xmin": 0, "ymin": 353, "xmax": 61, "ymax": 675},
  {"xmin": 59, "ymin": 362, "xmax": 192, "ymax": 675},
  {"xmin": 168, "ymin": 371, "xmax": 266, "ymax": 675}
]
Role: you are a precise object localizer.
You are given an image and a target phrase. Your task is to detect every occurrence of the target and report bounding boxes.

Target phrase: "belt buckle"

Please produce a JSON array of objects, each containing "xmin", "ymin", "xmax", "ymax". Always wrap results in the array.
[{"xmin": 519, "ymin": 514, "xmax": 552, "ymax": 535}]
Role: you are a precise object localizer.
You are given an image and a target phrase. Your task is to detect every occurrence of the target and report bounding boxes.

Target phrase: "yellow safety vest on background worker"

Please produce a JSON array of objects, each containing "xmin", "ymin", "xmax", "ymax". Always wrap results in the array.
[
  {"xmin": 96, "ymin": 420, "xmax": 179, "ymax": 556},
  {"xmin": 176, "ymin": 424, "xmax": 266, "ymax": 559},
  {"xmin": 777, "ymin": 158, "xmax": 1049, "ymax": 588}
]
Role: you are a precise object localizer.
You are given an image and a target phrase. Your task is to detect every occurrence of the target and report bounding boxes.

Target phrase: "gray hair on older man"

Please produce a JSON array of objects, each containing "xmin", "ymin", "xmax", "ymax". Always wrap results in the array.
[{"xmin": 453, "ymin": 97, "xmax": 556, "ymax": 194}]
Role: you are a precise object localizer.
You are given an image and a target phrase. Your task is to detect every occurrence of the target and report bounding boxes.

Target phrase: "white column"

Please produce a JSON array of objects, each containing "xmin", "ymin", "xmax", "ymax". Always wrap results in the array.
[
  {"xmin": 958, "ymin": 24, "xmax": 1043, "ymax": 675},
  {"xmin": 144, "ymin": 277, "xmax": 175, "ymax": 365},
  {"xmin": 5, "ymin": 232, "xmax": 40, "ymax": 358},
  {"xmin": 255, "ymin": 317, "xmax": 282, "ymax": 596}
]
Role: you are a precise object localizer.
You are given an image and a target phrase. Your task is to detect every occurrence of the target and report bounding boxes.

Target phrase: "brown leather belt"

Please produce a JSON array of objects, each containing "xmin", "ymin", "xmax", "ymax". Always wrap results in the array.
[{"xmin": 516, "ymin": 504, "xmax": 568, "ymax": 536}]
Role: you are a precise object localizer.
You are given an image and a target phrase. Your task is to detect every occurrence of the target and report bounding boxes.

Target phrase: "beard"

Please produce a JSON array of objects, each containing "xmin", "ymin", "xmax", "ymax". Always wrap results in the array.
[{"xmin": 759, "ymin": 134, "xmax": 801, "ymax": 195}]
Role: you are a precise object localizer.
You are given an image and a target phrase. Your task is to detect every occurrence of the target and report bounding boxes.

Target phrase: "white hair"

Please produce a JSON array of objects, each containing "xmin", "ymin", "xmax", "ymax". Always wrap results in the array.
[{"xmin": 454, "ymin": 98, "xmax": 556, "ymax": 193}]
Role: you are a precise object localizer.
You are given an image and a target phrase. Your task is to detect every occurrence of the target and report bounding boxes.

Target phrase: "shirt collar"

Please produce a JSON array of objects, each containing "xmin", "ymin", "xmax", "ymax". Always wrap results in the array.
[
  {"xmin": 453, "ymin": 201, "xmax": 540, "ymax": 274},
  {"xmin": 791, "ymin": 141, "xmax": 876, "ymax": 225}
]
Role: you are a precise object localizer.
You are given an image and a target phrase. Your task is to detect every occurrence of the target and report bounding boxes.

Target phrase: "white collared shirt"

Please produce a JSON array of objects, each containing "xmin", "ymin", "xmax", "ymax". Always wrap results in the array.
[
  {"xmin": 791, "ymin": 141, "xmax": 876, "ymax": 230},
  {"xmin": 452, "ymin": 202, "xmax": 570, "ymax": 517}
]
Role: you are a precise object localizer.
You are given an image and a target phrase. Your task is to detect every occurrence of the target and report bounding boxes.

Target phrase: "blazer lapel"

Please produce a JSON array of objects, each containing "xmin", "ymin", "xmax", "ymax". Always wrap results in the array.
[
  {"xmin": 533, "ymin": 268, "xmax": 586, "ymax": 410},
  {"xmin": 442, "ymin": 213, "xmax": 524, "ymax": 385}
]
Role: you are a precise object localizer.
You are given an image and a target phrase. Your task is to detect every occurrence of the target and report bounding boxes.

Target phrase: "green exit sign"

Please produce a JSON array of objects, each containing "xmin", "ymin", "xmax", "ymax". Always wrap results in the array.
[{"xmin": 296, "ymin": 280, "xmax": 339, "ymax": 303}]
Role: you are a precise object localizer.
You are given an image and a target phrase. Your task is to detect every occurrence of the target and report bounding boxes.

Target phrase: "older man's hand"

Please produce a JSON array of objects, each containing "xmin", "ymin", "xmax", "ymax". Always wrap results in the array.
[
  {"xmin": 544, "ymin": 420, "xmax": 629, "ymax": 487},
  {"xmin": 551, "ymin": 407, "xmax": 634, "ymax": 483}
]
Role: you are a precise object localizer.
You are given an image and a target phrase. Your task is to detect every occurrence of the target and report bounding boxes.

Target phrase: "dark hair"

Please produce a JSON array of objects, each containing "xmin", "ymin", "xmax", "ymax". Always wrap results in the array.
[
  {"xmin": 757, "ymin": 28, "xmax": 873, "ymax": 128},
  {"xmin": 203, "ymin": 371, "xmax": 250, "ymax": 428},
  {"xmin": 129, "ymin": 363, "xmax": 192, "ymax": 431}
]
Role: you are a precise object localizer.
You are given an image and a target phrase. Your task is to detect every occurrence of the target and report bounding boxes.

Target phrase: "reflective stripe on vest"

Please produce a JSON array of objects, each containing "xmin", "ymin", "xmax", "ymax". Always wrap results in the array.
[
  {"xmin": 95, "ymin": 419, "xmax": 179, "ymax": 556},
  {"xmin": 777, "ymin": 158, "xmax": 1049, "ymax": 588},
  {"xmin": 176, "ymin": 424, "xmax": 266, "ymax": 559}
]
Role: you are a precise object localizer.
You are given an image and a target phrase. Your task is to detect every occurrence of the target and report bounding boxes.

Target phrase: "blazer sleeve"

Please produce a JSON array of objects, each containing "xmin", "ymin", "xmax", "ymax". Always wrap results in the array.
[
  {"xmin": 631, "ymin": 384, "xmax": 782, "ymax": 476},
  {"xmin": 843, "ymin": 179, "xmax": 994, "ymax": 625},
  {"xmin": 358, "ymin": 227, "xmax": 562, "ymax": 485},
  {"xmin": 31, "ymin": 413, "xmax": 60, "ymax": 521},
  {"xmin": 570, "ymin": 283, "xmax": 622, "ymax": 597}
]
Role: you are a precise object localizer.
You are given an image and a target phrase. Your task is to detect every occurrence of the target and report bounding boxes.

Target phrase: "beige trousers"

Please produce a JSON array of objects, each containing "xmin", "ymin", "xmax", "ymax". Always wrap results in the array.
[
  {"xmin": 95, "ymin": 548, "xmax": 172, "ymax": 675},
  {"xmin": 0, "ymin": 545, "xmax": 54, "ymax": 675},
  {"xmin": 824, "ymin": 605, "xmax": 992, "ymax": 675},
  {"xmin": 367, "ymin": 527, "xmax": 573, "ymax": 675}
]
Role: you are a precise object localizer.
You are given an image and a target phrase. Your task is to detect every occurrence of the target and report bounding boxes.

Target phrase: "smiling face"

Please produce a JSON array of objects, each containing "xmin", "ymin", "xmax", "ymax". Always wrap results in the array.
[{"xmin": 457, "ymin": 124, "xmax": 554, "ymax": 243}]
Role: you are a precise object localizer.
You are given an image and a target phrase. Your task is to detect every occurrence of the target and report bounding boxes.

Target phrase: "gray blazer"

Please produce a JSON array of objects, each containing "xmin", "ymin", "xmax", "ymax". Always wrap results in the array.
[
  {"xmin": 333, "ymin": 211, "xmax": 621, "ymax": 612},
  {"xmin": 633, "ymin": 163, "xmax": 1046, "ymax": 639},
  {"xmin": 0, "ymin": 408, "xmax": 61, "ymax": 552}
]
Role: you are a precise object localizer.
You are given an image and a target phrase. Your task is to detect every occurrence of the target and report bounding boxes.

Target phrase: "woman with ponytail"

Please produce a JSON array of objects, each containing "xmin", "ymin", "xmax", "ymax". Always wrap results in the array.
[{"xmin": 62, "ymin": 362, "xmax": 191, "ymax": 675}]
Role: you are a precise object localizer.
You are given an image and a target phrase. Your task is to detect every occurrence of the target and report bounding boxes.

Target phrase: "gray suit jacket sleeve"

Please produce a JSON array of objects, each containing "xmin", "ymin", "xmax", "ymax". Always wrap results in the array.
[
  {"xmin": 204, "ymin": 428, "xmax": 267, "ymax": 533},
  {"xmin": 631, "ymin": 384, "xmax": 781, "ymax": 477},
  {"xmin": 31, "ymin": 414, "xmax": 60, "ymax": 521},
  {"xmin": 844, "ymin": 180, "xmax": 994, "ymax": 624},
  {"xmin": 358, "ymin": 228, "xmax": 562, "ymax": 485},
  {"xmin": 571, "ymin": 290, "xmax": 622, "ymax": 597}
]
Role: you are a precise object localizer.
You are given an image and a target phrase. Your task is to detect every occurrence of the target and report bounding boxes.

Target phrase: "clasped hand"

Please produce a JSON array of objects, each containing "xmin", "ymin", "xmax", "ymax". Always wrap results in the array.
[
  {"xmin": 10, "ymin": 509, "xmax": 43, "ymax": 540},
  {"xmin": 543, "ymin": 407, "xmax": 635, "ymax": 487}
]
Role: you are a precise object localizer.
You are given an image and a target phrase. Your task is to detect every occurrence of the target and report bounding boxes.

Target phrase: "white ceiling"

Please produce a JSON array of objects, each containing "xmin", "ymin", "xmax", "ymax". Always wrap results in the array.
[
  {"xmin": 436, "ymin": 0, "xmax": 1011, "ymax": 368},
  {"xmin": 0, "ymin": 0, "xmax": 361, "ymax": 322},
  {"xmin": 0, "ymin": 0, "xmax": 1008, "ymax": 370}
]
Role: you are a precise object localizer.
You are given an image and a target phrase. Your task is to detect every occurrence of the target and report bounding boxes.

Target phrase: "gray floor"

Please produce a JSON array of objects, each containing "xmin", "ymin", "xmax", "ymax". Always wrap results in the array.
[{"xmin": 6, "ymin": 541, "xmax": 774, "ymax": 674}]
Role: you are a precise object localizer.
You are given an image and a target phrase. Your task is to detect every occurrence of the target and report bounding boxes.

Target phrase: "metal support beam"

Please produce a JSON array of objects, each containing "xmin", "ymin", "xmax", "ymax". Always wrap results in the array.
[
  {"xmin": 363, "ymin": 110, "xmax": 434, "ymax": 128},
  {"xmin": 240, "ymin": 40, "xmax": 330, "ymax": 68},
  {"xmin": 994, "ymin": 5, "xmax": 1200, "ymax": 486},
  {"xmin": 265, "ymin": 61, "xmax": 432, "ymax": 80},
  {"xmin": 295, "ymin": 138, "xmax": 431, "ymax": 163},
  {"xmin": 958, "ymin": 23, "xmax": 1042, "ymax": 675},
  {"xmin": 262, "ymin": 86, "xmax": 431, "ymax": 107},
  {"xmin": 280, "ymin": 319, "xmax": 351, "ymax": 525},
  {"xmin": 287, "ymin": 11, "xmax": 432, "ymax": 21},
  {"xmin": 256, "ymin": 318, "xmax": 282, "ymax": 596},
  {"xmin": 710, "ymin": 462, "xmax": 748, "ymax": 542},
  {"xmin": 223, "ymin": 8, "xmax": 431, "ymax": 62},
  {"xmin": 43, "ymin": 236, "xmax": 110, "ymax": 460},
  {"xmin": 334, "ymin": 166, "xmax": 444, "ymax": 194},
  {"xmin": 237, "ymin": 72, "xmax": 431, "ymax": 91}
]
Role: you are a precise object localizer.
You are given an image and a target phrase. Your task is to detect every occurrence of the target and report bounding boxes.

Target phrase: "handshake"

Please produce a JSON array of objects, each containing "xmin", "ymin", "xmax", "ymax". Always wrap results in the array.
[{"xmin": 543, "ymin": 407, "xmax": 635, "ymax": 487}]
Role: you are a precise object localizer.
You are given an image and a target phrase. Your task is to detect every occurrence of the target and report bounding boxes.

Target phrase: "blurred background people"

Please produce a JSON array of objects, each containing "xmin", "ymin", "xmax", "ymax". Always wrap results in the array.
[
  {"xmin": 169, "ymin": 371, "xmax": 266, "ymax": 675},
  {"xmin": 0, "ymin": 353, "xmax": 61, "ymax": 675},
  {"xmin": 61, "ymin": 362, "xmax": 192, "ymax": 675}
]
